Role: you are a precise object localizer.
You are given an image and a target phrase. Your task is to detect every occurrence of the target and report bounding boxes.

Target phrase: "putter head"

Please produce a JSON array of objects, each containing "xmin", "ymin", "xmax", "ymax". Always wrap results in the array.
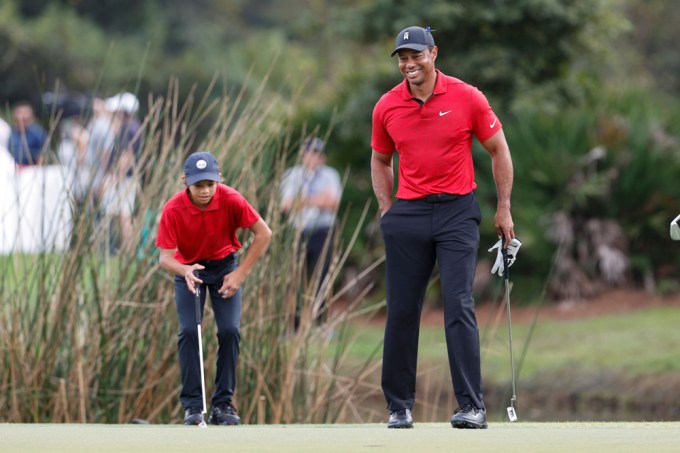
[
  {"xmin": 671, "ymin": 214, "xmax": 680, "ymax": 241},
  {"xmin": 506, "ymin": 406, "xmax": 518, "ymax": 422},
  {"xmin": 198, "ymin": 421, "xmax": 208, "ymax": 428}
]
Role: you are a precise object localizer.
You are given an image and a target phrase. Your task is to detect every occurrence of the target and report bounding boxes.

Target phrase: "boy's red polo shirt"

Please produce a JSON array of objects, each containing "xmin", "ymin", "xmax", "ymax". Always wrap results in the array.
[
  {"xmin": 371, "ymin": 69, "xmax": 502, "ymax": 199},
  {"xmin": 156, "ymin": 184, "xmax": 260, "ymax": 264}
]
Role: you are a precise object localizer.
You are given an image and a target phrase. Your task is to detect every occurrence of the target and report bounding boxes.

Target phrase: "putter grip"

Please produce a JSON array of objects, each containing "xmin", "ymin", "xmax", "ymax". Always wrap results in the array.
[
  {"xmin": 502, "ymin": 247, "xmax": 509, "ymax": 280},
  {"xmin": 193, "ymin": 270, "xmax": 201, "ymax": 324}
]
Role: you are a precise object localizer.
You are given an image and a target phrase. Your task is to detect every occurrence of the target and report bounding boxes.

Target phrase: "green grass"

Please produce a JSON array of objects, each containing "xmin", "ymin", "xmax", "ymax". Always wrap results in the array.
[
  {"xmin": 3, "ymin": 422, "xmax": 680, "ymax": 453},
  {"xmin": 333, "ymin": 305, "xmax": 680, "ymax": 382}
]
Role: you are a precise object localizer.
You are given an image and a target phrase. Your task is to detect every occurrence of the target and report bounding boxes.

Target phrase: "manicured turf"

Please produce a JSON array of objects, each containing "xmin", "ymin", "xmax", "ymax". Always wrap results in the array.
[{"xmin": 2, "ymin": 422, "xmax": 680, "ymax": 452}]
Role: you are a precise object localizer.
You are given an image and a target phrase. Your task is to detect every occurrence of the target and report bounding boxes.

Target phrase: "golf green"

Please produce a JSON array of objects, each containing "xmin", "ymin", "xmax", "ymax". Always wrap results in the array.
[{"xmin": 2, "ymin": 422, "xmax": 679, "ymax": 452}]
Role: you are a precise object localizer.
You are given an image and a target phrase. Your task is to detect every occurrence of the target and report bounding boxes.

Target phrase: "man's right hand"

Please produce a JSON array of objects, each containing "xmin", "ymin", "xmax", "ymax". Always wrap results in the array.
[{"xmin": 379, "ymin": 203, "xmax": 393, "ymax": 218}]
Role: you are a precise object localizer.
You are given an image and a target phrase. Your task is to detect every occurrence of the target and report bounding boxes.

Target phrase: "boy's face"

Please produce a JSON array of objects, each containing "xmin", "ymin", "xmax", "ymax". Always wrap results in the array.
[{"xmin": 185, "ymin": 179, "xmax": 219, "ymax": 208}]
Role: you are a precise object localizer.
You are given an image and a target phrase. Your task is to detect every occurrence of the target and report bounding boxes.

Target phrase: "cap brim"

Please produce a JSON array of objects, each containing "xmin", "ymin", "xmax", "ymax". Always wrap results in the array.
[
  {"xmin": 186, "ymin": 173, "xmax": 221, "ymax": 186},
  {"xmin": 391, "ymin": 44, "xmax": 429, "ymax": 57}
]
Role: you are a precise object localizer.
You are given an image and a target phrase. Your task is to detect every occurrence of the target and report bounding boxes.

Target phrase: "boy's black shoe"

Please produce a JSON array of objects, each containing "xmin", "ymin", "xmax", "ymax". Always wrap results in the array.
[
  {"xmin": 450, "ymin": 405, "xmax": 488, "ymax": 429},
  {"xmin": 209, "ymin": 402, "xmax": 241, "ymax": 425},
  {"xmin": 183, "ymin": 407, "xmax": 204, "ymax": 425},
  {"xmin": 387, "ymin": 408, "xmax": 413, "ymax": 429}
]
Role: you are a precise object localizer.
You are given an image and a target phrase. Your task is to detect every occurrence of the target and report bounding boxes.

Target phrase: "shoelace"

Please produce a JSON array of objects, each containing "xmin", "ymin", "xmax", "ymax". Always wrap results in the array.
[
  {"xmin": 217, "ymin": 404, "xmax": 237, "ymax": 414},
  {"xmin": 457, "ymin": 404, "xmax": 477, "ymax": 414}
]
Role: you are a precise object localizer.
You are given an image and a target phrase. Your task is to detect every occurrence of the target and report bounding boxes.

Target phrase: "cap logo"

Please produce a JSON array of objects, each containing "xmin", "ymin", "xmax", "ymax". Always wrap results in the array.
[
  {"xmin": 403, "ymin": 32, "xmax": 409, "ymax": 40},
  {"xmin": 196, "ymin": 159, "xmax": 207, "ymax": 169}
]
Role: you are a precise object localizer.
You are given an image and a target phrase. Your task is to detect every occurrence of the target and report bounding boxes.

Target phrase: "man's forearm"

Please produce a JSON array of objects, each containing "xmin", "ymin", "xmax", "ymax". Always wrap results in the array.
[
  {"xmin": 371, "ymin": 153, "xmax": 394, "ymax": 214},
  {"xmin": 492, "ymin": 150, "xmax": 513, "ymax": 210}
]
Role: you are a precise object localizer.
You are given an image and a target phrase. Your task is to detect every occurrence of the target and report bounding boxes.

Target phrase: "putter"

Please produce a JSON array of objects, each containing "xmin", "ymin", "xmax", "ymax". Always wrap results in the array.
[
  {"xmin": 502, "ymin": 248, "xmax": 518, "ymax": 422},
  {"xmin": 671, "ymin": 214, "xmax": 680, "ymax": 241},
  {"xmin": 193, "ymin": 270, "xmax": 208, "ymax": 428}
]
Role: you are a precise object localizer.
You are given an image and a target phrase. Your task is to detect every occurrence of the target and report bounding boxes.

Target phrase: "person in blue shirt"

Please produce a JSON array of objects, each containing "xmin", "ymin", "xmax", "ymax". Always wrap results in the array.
[{"xmin": 8, "ymin": 101, "xmax": 48, "ymax": 167}]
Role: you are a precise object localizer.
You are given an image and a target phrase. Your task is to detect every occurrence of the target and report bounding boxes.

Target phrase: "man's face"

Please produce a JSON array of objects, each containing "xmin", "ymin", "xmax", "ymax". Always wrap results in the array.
[
  {"xmin": 186, "ymin": 179, "xmax": 219, "ymax": 208},
  {"xmin": 12, "ymin": 105, "xmax": 34, "ymax": 131},
  {"xmin": 302, "ymin": 150, "xmax": 324, "ymax": 170},
  {"xmin": 397, "ymin": 47, "xmax": 438, "ymax": 87}
]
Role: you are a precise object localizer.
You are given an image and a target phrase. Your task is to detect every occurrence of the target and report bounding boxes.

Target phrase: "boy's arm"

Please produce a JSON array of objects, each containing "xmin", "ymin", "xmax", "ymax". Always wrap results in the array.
[
  {"xmin": 158, "ymin": 248, "xmax": 204, "ymax": 294},
  {"xmin": 219, "ymin": 218, "xmax": 272, "ymax": 298}
]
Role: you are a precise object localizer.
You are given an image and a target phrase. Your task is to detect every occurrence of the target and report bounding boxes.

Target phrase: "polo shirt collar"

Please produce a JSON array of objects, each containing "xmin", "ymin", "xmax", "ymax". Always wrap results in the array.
[
  {"xmin": 400, "ymin": 69, "xmax": 448, "ymax": 100},
  {"xmin": 181, "ymin": 185, "xmax": 221, "ymax": 214}
]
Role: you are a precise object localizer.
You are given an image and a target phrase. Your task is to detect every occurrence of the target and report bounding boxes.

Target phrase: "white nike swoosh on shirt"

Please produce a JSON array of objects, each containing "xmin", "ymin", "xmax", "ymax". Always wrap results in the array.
[
  {"xmin": 439, "ymin": 110, "xmax": 452, "ymax": 116},
  {"xmin": 490, "ymin": 118, "xmax": 498, "ymax": 128}
]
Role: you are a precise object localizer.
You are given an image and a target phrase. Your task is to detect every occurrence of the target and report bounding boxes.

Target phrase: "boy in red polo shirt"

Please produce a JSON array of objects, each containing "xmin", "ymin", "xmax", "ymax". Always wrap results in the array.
[{"xmin": 156, "ymin": 150, "xmax": 272, "ymax": 426}]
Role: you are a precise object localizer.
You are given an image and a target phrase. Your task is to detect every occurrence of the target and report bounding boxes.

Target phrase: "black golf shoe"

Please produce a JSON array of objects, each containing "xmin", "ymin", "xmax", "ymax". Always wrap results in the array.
[
  {"xmin": 387, "ymin": 408, "xmax": 413, "ymax": 429},
  {"xmin": 450, "ymin": 405, "xmax": 488, "ymax": 429},
  {"xmin": 183, "ymin": 407, "xmax": 204, "ymax": 425},
  {"xmin": 209, "ymin": 402, "xmax": 241, "ymax": 425}
]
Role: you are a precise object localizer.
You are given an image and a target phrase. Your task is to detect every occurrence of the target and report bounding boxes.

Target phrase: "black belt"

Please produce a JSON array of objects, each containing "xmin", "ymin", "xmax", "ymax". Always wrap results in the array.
[
  {"xmin": 423, "ymin": 193, "xmax": 460, "ymax": 203},
  {"xmin": 194, "ymin": 253, "xmax": 235, "ymax": 266}
]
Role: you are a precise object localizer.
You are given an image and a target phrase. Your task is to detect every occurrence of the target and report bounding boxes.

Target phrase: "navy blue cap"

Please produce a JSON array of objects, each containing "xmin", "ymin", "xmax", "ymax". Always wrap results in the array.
[
  {"xmin": 301, "ymin": 136, "xmax": 325, "ymax": 153},
  {"xmin": 184, "ymin": 151, "xmax": 221, "ymax": 185},
  {"xmin": 391, "ymin": 26, "xmax": 436, "ymax": 57}
]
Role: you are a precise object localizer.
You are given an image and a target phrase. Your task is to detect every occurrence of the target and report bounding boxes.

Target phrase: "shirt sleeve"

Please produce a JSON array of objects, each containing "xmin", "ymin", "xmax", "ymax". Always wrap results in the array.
[
  {"xmin": 326, "ymin": 168, "xmax": 342, "ymax": 199},
  {"xmin": 232, "ymin": 192, "xmax": 261, "ymax": 229},
  {"xmin": 470, "ymin": 86, "xmax": 502, "ymax": 143},
  {"xmin": 371, "ymin": 97, "xmax": 396, "ymax": 154},
  {"xmin": 280, "ymin": 168, "xmax": 300, "ymax": 203},
  {"xmin": 155, "ymin": 204, "xmax": 177, "ymax": 249}
]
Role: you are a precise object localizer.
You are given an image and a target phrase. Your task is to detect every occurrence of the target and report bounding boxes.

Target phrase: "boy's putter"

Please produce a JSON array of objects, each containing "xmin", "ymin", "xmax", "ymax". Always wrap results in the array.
[{"xmin": 193, "ymin": 271, "xmax": 208, "ymax": 429}]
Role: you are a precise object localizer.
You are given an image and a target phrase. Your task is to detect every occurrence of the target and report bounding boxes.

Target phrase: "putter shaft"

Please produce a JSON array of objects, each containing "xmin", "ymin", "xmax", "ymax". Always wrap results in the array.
[
  {"xmin": 194, "ymin": 271, "xmax": 208, "ymax": 420},
  {"xmin": 503, "ymin": 248, "xmax": 518, "ymax": 420}
]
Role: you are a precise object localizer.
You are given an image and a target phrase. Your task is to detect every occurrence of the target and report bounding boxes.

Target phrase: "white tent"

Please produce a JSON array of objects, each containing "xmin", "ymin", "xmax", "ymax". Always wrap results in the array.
[{"xmin": 0, "ymin": 157, "xmax": 72, "ymax": 254}]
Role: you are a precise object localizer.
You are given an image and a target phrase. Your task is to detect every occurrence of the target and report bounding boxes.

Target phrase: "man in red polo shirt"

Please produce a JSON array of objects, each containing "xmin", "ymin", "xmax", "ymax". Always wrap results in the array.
[
  {"xmin": 156, "ymin": 150, "xmax": 271, "ymax": 426},
  {"xmin": 371, "ymin": 26, "xmax": 516, "ymax": 429}
]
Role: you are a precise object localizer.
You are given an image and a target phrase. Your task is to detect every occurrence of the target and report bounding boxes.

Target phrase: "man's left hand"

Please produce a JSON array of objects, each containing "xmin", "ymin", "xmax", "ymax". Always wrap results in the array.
[{"xmin": 489, "ymin": 238, "xmax": 522, "ymax": 277}]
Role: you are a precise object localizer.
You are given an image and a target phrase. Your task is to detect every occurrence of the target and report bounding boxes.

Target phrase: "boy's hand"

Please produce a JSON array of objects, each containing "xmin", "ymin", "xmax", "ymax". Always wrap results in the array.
[
  {"xmin": 219, "ymin": 269, "xmax": 246, "ymax": 299},
  {"xmin": 184, "ymin": 264, "xmax": 204, "ymax": 294}
]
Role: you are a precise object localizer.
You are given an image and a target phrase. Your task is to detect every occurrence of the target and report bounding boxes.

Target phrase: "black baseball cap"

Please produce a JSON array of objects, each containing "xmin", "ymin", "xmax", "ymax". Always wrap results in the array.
[
  {"xmin": 184, "ymin": 151, "xmax": 221, "ymax": 185},
  {"xmin": 391, "ymin": 26, "xmax": 436, "ymax": 57}
]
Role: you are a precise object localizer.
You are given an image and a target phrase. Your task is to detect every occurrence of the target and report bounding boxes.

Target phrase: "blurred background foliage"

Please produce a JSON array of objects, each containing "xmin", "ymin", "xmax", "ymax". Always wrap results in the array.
[{"xmin": 1, "ymin": 0, "xmax": 679, "ymax": 303}]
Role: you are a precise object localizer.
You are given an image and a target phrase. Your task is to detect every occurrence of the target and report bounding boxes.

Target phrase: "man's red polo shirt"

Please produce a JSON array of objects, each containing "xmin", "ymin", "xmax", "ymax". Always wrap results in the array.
[
  {"xmin": 371, "ymin": 69, "xmax": 502, "ymax": 199},
  {"xmin": 156, "ymin": 184, "xmax": 260, "ymax": 264}
]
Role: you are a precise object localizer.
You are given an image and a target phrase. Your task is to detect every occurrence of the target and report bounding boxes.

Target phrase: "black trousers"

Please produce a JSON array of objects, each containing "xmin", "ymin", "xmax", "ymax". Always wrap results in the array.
[
  {"xmin": 174, "ymin": 254, "xmax": 241, "ymax": 410},
  {"xmin": 302, "ymin": 226, "xmax": 333, "ymax": 285},
  {"xmin": 379, "ymin": 192, "xmax": 484, "ymax": 412},
  {"xmin": 293, "ymin": 226, "xmax": 334, "ymax": 330}
]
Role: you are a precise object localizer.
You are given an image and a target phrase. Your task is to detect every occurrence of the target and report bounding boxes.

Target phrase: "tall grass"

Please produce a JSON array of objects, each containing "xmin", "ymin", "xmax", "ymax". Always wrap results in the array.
[{"xmin": 0, "ymin": 76, "xmax": 384, "ymax": 424}]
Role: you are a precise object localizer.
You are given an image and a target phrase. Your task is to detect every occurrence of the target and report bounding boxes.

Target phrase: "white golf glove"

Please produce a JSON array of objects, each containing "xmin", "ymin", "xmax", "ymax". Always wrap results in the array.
[
  {"xmin": 671, "ymin": 214, "xmax": 680, "ymax": 241},
  {"xmin": 489, "ymin": 238, "xmax": 522, "ymax": 277}
]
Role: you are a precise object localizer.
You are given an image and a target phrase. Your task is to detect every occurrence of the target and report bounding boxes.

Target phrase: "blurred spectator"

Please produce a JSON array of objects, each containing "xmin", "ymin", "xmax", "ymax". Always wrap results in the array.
[
  {"xmin": 42, "ymin": 90, "xmax": 88, "ymax": 121},
  {"xmin": 8, "ymin": 101, "xmax": 48, "ymax": 167},
  {"xmin": 0, "ymin": 117, "xmax": 14, "ymax": 174},
  {"xmin": 0, "ymin": 117, "xmax": 10, "ymax": 149},
  {"xmin": 57, "ymin": 117, "xmax": 90, "ymax": 201},
  {"xmin": 281, "ymin": 136, "xmax": 342, "ymax": 327},
  {"xmin": 83, "ymin": 97, "xmax": 117, "ymax": 201},
  {"xmin": 104, "ymin": 92, "xmax": 141, "ymax": 174},
  {"xmin": 100, "ymin": 92, "xmax": 142, "ymax": 253}
]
